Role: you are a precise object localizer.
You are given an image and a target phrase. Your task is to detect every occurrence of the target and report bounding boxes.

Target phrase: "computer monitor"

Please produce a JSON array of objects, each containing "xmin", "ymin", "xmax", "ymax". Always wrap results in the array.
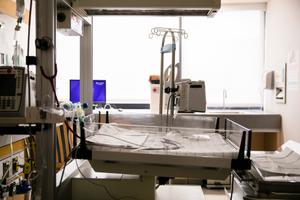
[{"xmin": 69, "ymin": 79, "xmax": 106, "ymax": 103}]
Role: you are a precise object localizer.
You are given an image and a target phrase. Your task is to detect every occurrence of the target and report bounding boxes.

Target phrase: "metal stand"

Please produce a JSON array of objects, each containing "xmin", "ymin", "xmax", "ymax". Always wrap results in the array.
[
  {"xmin": 80, "ymin": 21, "xmax": 93, "ymax": 115},
  {"xmin": 149, "ymin": 27, "xmax": 188, "ymax": 118},
  {"xmin": 35, "ymin": 0, "xmax": 57, "ymax": 199}
]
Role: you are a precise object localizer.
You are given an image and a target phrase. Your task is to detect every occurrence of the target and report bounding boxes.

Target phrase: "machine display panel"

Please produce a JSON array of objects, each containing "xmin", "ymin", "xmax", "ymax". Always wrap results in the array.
[{"xmin": 0, "ymin": 74, "xmax": 16, "ymax": 96}]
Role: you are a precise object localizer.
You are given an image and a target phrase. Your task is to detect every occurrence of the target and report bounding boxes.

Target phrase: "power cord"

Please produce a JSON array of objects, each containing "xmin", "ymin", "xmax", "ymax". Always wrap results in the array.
[
  {"xmin": 64, "ymin": 121, "xmax": 81, "ymax": 140},
  {"xmin": 40, "ymin": 64, "xmax": 60, "ymax": 107},
  {"xmin": 57, "ymin": 146, "xmax": 79, "ymax": 192},
  {"xmin": 26, "ymin": 0, "xmax": 33, "ymax": 107},
  {"xmin": 58, "ymin": 119, "xmax": 83, "ymax": 190}
]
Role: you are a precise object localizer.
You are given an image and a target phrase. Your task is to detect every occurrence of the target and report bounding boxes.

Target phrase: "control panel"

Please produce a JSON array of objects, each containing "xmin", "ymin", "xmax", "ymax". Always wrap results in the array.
[{"xmin": 0, "ymin": 67, "xmax": 26, "ymax": 117}]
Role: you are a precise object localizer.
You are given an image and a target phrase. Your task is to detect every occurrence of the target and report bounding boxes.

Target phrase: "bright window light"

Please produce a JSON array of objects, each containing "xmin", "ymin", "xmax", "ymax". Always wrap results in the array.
[
  {"xmin": 93, "ymin": 16, "xmax": 179, "ymax": 103},
  {"xmin": 182, "ymin": 11, "xmax": 265, "ymax": 107},
  {"xmin": 57, "ymin": 11, "xmax": 265, "ymax": 108}
]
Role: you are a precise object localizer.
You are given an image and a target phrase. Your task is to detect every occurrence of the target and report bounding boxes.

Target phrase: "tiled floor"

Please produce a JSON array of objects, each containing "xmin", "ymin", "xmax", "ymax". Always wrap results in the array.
[
  {"xmin": 202, "ymin": 188, "xmax": 228, "ymax": 200},
  {"xmin": 155, "ymin": 185, "xmax": 229, "ymax": 200}
]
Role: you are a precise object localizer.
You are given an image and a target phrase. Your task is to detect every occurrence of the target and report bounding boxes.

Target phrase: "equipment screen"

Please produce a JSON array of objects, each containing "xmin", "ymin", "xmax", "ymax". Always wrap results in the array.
[
  {"xmin": 70, "ymin": 79, "xmax": 106, "ymax": 103},
  {"xmin": 0, "ymin": 74, "xmax": 16, "ymax": 96}
]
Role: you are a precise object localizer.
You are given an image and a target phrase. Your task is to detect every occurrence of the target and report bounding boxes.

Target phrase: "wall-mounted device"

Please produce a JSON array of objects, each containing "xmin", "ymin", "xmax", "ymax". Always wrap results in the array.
[
  {"xmin": 57, "ymin": 9, "xmax": 83, "ymax": 36},
  {"xmin": 175, "ymin": 80, "xmax": 206, "ymax": 113},
  {"xmin": 0, "ymin": 66, "xmax": 35, "ymax": 117},
  {"xmin": 264, "ymin": 70, "xmax": 275, "ymax": 90},
  {"xmin": 275, "ymin": 64, "xmax": 287, "ymax": 104}
]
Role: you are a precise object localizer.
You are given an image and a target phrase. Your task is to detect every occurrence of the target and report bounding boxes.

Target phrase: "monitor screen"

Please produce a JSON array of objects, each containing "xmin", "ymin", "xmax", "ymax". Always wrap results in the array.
[{"xmin": 70, "ymin": 80, "xmax": 106, "ymax": 103}]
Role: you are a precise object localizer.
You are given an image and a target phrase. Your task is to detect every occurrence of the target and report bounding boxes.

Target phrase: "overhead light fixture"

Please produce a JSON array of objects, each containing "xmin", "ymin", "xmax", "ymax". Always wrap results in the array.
[{"xmin": 71, "ymin": 0, "xmax": 221, "ymax": 17}]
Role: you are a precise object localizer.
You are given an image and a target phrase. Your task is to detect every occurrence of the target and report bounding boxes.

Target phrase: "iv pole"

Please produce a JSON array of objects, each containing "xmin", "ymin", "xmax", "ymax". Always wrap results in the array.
[
  {"xmin": 150, "ymin": 27, "xmax": 188, "ymax": 117},
  {"xmin": 159, "ymin": 31, "xmax": 176, "ymax": 116}
]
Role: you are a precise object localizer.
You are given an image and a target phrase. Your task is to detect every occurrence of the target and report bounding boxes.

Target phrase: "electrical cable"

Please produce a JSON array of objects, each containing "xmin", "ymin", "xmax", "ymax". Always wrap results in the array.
[
  {"xmin": 58, "ymin": 119, "xmax": 82, "ymax": 190},
  {"xmin": 87, "ymin": 133, "xmax": 147, "ymax": 148},
  {"xmin": 74, "ymin": 148, "xmax": 138, "ymax": 200},
  {"xmin": 40, "ymin": 64, "xmax": 60, "ymax": 107},
  {"xmin": 26, "ymin": 0, "xmax": 33, "ymax": 108},
  {"xmin": 84, "ymin": 128, "xmax": 180, "ymax": 150},
  {"xmin": 57, "ymin": 146, "xmax": 79, "ymax": 192},
  {"xmin": 64, "ymin": 120, "xmax": 81, "ymax": 139}
]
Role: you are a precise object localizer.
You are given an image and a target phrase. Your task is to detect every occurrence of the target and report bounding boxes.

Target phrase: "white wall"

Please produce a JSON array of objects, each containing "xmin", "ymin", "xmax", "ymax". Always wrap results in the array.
[
  {"xmin": 0, "ymin": 14, "xmax": 28, "ymax": 65},
  {"xmin": 264, "ymin": 0, "xmax": 300, "ymax": 142},
  {"xmin": 0, "ymin": 0, "xmax": 35, "ymax": 66},
  {"xmin": 56, "ymin": 32, "xmax": 80, "ymax": 102}
]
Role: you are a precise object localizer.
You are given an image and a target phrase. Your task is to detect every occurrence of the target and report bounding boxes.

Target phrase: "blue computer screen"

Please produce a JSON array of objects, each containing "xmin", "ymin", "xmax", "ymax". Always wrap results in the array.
[{"xmin": 69, "ymin": 79, "xmax": 106, "ymax": 103}]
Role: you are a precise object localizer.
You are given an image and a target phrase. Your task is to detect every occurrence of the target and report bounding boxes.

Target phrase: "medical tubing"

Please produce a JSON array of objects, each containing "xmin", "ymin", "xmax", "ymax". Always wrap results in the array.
[
  {"xmin": 64, "ymin": 120, "xmax": 81, "ymax": 139},
  {"xmin": 40, "ymin": 64, "xmax": 60, "ymax": 107},
  {"xmin": 84, "ymin": 128, "xmax": 146, "ymax": 148},
  {"xmin": 73, "ymin": 119, "xmax": 78, "ymax": 147},
  {"xmin": 84, "ymin": 127, "xmax": 180, "ymax": 150},
  {"xmin": 57, "ymin": 146, "xmax": 79, "ymax": 191}
]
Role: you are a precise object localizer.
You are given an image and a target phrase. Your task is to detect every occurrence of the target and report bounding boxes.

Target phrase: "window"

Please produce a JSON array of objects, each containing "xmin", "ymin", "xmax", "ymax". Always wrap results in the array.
[
  {"xmin": 93, "ymin": 11, "xmax": 265, "ymax": 107},
  {"xmin": 56, "ymin": 32, "xmax": 80, "ymax": 102},
  {"xmin": 93, "ymin": 16, "xmax": 179, "ymax": 103},
  {"xmin": 57, "ymin": 10, "xmax": 265, "ymax": 108},
  {"xmin": 181, "ymin": 11, "xmax": 265, "ymax": 107}
]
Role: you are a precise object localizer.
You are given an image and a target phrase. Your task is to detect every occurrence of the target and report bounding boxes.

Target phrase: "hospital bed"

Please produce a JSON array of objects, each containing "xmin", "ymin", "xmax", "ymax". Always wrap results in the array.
[
  {"xmin": 68, "ymin": 115, "xmax": 252, "ymax": 200},
  {"xmin": 231, "ymin": 140, "xmax": 300, "ymax": 200}
]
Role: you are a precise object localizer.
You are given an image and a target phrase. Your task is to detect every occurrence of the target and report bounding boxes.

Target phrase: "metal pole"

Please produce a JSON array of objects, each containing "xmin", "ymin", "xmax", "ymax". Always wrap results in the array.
[
  {"xmin": 159, "ymin": 32, "xmax": 168, "ymax": 115},
  {"xmin": 35, "ymin": 0, "xmax": 56, "ymax": 199},
  {"xmin": 178, "ymin": 17, "xmax": 182, "ymax": 80},
  {"xmin": 170, "ymin": 32, "xmax": 176, "ymax": 118},
  {"xmin": 80, "ymin": 20, "xmax": 93, "ymax": 115}
]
